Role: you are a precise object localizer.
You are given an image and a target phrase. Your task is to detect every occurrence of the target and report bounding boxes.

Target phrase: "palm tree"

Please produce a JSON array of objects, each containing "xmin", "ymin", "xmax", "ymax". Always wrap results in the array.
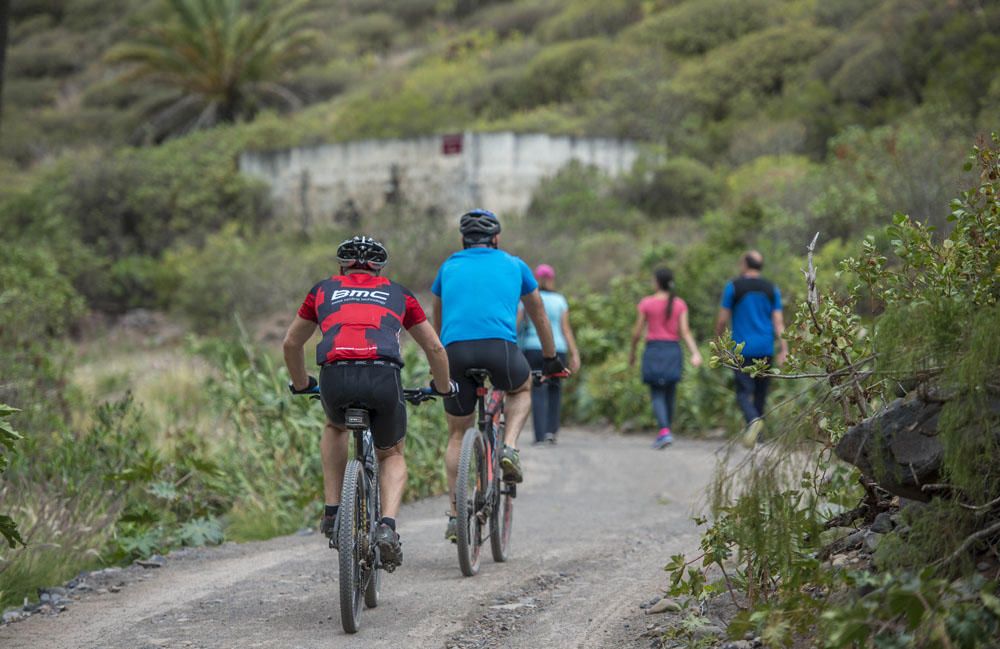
[{"xmin": 107, "ymin": 0, "xmax": 317, "ymax": 141}]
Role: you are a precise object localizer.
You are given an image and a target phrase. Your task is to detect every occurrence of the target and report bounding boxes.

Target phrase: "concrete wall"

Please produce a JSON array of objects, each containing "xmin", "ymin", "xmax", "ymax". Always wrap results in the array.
[{"xmin": 239, "ymin": 132, "xmax": 640, "ymax": 227}]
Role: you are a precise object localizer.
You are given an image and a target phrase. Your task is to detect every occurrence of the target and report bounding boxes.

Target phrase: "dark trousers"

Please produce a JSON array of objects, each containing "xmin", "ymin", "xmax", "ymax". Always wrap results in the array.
[
  {"xmin": 649, "ymin": 383, "xmax": 677, "ymax": 430},
  {"xmin": 734, "ymin": 356, "xmax": 771, "ymax": 423},
  {"xmin": 523, "ymin": 350, "xmax": 566, "ymax": 442}
]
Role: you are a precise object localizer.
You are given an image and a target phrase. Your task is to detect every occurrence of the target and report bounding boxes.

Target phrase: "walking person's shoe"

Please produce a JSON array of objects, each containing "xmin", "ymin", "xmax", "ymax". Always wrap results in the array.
[
  {"xmin": 652, "ymin": 428, "xmax": 674, "ymax": 449},
  {"xmin": 374, "ymin": 523, "xmax": 402, "ymax": 571},
  {"xmin": 445, "ymin": 515, "xmax": 458, "ymax": 544},
  {"xmin": 544, "ymin": 432, "xmax": 557, "ymax": 445},
  {"xmin": 500, "ymin": 445, "xmax": 524, "ymax": 483},
  {"xmin": 740, "ymin": 417, "xmax": 765, "ymax": 448}
]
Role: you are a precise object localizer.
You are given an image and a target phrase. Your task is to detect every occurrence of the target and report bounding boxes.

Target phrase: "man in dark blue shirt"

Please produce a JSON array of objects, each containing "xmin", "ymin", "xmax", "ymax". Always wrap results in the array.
[{"xmin": 715, "ymin": 251, "xmax": 787, "ymax": 444}]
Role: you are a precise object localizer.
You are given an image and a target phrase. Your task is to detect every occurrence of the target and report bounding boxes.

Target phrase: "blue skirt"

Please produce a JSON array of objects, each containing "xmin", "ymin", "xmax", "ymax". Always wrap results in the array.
[{"xmin": 641, "ymin": 340, "xmax": 683, "ymax": 386}]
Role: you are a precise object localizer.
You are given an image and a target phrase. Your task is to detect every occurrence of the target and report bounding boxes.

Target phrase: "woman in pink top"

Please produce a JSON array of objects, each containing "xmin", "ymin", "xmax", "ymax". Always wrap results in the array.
[{"xmin": 628, "ymin": 268, "xmax": 703, "ymax": 448}]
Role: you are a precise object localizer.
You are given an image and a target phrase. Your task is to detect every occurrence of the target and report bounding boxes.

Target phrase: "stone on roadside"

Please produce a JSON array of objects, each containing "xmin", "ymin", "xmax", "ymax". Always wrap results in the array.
[
  {"xmin": 692, "ymin": 623, "xmax": 726, "ymax": 639},
  {"xmin": 871, "ymin": 512, "xmax": 893, "ymax": 534},
  {"xmin": 820, "ymin": 526, "xmax": 856, "ymax": 546},
  {"xmin": 645, "ymin": 597, "xmax": 682, "ymax": 614},
  {"xmin": 721, "ymin": 641, "xmax": 754, "ymax": 649}
]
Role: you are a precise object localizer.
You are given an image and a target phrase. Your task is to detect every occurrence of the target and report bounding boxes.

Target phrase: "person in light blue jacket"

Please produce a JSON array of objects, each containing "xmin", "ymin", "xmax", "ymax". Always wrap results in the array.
[{"xmin": 518, "ymin": 264, "xmax": 581, "ymax": 444}]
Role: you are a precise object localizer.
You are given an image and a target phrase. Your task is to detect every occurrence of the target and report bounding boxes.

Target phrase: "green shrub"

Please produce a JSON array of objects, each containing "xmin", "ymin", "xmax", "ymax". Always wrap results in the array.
[
  {"xmin": 500, "ymin": 38, "xmax": 606, "ymax": 111},
  {"xmin": 6, "ymin": 29, "xmax": 88, "ymax": 78},
  {"xmin": 630, "ymin": 0, "xmax": 773, "ymax": 55},
  {"xmin": 618, "ymin": 155, "xmax": 722, "ymax": 219},
  {"xmin": 345, "ymin": 12, "xmax": 403, "ymax": 55},
  {"xmin": 473, "ymin": 1, "xmax": 560, "ymax": 37},
  {"xmin": 537, "ymin": 0, "xmax": 642, "ymax": 42},
  {"xmin": 3, "ymin": 77, "xmax": 59, "ymax": 108},
  {"xmin": 672, "ymin": 24, "xmax": 835, "ymax": 118}
]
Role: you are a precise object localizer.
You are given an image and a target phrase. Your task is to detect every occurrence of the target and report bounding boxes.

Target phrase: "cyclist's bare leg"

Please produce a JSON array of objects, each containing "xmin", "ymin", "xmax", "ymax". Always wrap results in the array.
[
  {"xmin": 502, "ymin": 377, "xmax": 532, "ymax": 448},
  {"xmin": 376, "ymin": 440, "xmax": 407, "ymax": 519},
  {"xmin": 445, "ymin": 413, "xmax": 475, "ymax": 515},
  {"xmin": 321, "ymin": 420, "xmax": 349, "ymax": 505}
]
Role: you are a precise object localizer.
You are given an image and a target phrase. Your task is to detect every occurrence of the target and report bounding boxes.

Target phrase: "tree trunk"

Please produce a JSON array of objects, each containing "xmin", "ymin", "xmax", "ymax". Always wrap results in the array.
[{"xmin": 0, "ymin": 0, "xmax": 9, "ymax": 137}]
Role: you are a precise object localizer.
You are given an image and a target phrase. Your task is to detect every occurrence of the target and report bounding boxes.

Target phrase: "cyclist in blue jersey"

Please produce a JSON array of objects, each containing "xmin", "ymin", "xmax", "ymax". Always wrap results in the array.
[
  {"xmin": 715, "ymin": 251, "xmax": 787, "ymax": 445},
  {"xmin": 432, "ymin": 209, "xmax": 567, "ymax": 542}
]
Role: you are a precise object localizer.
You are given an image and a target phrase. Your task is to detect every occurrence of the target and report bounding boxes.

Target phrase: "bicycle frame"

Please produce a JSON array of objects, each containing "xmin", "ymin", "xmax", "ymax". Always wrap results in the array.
[{"xmin": 472, "ymin": 376, "xmax": 515, "ymax": 519}]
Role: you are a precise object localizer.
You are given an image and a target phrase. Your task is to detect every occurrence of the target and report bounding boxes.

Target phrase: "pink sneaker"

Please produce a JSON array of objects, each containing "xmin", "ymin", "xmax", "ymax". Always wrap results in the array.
[{"xmin": 652, "ymin": 428, "xmax": 674, "ymax": 449}]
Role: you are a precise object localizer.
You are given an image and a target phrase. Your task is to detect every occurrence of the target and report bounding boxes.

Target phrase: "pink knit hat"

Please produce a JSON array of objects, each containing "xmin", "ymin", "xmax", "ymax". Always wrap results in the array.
[{"xmin": 534, "ymin": 264, "xmax": 555, "ymax": 279}]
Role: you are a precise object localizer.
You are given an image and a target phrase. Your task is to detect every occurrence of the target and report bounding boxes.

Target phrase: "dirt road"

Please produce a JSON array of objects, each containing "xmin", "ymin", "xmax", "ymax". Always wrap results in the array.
[{"xmin": 1, "ymin": 429, "xmax": 720, "ymax": 649}]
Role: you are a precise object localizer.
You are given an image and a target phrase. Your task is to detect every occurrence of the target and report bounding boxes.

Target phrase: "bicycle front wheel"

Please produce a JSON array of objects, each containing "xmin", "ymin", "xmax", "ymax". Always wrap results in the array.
[
  {"xmin": 490, "ymin": 478, "xmax": 513, "ymax": 563},
  {"xmin": 455, "ymin": 427, "xmax": 485, "ymax": 577},
  {"xmin": 338, "ymin": 459, "xmax": 366, "ymax": 633}
]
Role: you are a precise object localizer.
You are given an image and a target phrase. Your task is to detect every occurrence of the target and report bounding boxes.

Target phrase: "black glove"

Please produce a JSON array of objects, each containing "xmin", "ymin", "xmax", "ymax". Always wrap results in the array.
[
  {"xmin": 542, "ymin": 355, "xmax": 568, "ymax": 377},
  {"xmin": 288, "ymin": 375, "xmax": 318, "ymax": 394},
  {"xmin": 431, "ymin": 379, "xmax": 459, "ymax": 396}
]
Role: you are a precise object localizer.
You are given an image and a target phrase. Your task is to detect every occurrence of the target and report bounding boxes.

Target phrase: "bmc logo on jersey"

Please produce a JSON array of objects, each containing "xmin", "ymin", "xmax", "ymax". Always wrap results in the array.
[{"xmin": 330, "ymin": 289, "xmax": 390, "ymax": 302}]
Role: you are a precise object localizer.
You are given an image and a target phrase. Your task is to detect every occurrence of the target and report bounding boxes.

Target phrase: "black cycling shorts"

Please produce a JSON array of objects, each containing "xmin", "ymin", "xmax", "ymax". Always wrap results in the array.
[
  {"xmin": 443, "ymin": 339, "xmax": 531, "ymax": 417},
  {"xmin": 319, "ymin": 363, "xmax": 406, "ymax": 449}
]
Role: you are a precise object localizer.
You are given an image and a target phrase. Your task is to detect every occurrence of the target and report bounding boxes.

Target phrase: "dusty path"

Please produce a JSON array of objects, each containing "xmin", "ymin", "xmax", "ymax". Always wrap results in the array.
[{"xmin": 1, "ymin": 429, "xmax": 720, "ymax": 649}]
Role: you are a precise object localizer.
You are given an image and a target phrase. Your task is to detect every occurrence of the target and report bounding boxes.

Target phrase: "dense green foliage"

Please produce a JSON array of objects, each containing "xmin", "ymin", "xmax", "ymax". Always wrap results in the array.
[{"xmin": 667, "ymin": 138, "xmax": 1000, "ymax": 647}]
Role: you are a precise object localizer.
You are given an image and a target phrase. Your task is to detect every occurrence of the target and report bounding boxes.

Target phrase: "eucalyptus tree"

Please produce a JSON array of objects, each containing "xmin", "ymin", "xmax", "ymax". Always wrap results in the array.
[{"xmin": 107, "ymin": 0, "xmax": 317, "ymax": 141}]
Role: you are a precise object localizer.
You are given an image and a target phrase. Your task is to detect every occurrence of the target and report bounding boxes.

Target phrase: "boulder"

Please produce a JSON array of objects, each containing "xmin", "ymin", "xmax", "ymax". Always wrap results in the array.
[{"xmin": 835, "ymin": 396, "xmax": 944, "ymax": 501}]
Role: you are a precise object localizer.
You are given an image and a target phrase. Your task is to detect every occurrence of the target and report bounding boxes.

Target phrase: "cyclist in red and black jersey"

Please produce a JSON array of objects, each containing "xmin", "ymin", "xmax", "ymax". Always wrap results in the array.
[{"xmin": 282, "ymin": 236, "xmax": 453, "ymax": 568}]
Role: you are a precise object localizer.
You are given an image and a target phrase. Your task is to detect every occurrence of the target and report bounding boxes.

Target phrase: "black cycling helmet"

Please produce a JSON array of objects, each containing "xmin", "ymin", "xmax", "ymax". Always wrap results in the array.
[
  {"xmin": 459, "ymin": 209, "xmax": 501, "ymax": 246},
  {"xmin": 336, "ymin": 235, "xmax": 388, "ymax": 271}
]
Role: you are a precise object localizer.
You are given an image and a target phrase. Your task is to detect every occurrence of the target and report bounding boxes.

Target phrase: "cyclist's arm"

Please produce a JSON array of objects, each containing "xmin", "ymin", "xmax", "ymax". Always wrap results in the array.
[
  {"xmin": 679, "ymin": 310, "xmax": 703, "ymax": 367},
  {"xmin": 408, "ymin": 320, "xmax": 451, "ymax": 393},
  {"xmin": 561, "ymin": 310, "xmax": 581, "ymax": 372},
  {"xmin": 283, "ymin": 316, "xmax": 317, "ymax": 390},
  {"xmin": 629, "ymin": 309, "xmax": 645, "ymax": 366},
  {"xmin": 432, "ymin": 296, "xmax": 443, "ymax": 337},
  {"xmin": 521, "ymin": 289, "xmax": 556, "ymax": 358}
]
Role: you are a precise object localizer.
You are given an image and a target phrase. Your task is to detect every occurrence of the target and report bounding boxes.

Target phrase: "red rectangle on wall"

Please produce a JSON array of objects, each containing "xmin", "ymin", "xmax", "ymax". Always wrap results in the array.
[{"xmin": 442, "ymin": 133, "xmax": 463, "ymax": 155}]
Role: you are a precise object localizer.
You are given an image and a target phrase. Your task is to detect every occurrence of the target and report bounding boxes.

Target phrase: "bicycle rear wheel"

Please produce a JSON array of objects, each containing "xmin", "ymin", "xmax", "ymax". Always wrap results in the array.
[
  {"xmin": 338, "ymin": 459, "xmax": 366, "ymax": 633},
  {"xmin": 490, "ymin": 478, "xmax": 513, "ymax": 563},
  {"xmin": 455, "ymin": 427, "xmax": 485, "ymax": 577}
]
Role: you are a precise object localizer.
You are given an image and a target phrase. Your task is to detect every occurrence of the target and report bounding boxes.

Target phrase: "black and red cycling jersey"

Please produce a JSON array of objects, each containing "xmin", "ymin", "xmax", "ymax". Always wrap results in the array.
[{"xmin": 297, "ymin": 273, "xmax": 426, "ymax": 366}]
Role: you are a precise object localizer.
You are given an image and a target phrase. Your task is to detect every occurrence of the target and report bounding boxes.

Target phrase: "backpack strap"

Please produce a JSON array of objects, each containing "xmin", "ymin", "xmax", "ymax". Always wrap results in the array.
[{"xmin": 731, "ymin": 277, "xmax": 776, "ymax": 310}]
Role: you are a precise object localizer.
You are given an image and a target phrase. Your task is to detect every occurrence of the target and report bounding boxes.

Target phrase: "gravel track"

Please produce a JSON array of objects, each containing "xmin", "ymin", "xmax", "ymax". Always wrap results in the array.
[{"xmin": 0, "ymin": 429, "xmax": 719, "ymax": 649}]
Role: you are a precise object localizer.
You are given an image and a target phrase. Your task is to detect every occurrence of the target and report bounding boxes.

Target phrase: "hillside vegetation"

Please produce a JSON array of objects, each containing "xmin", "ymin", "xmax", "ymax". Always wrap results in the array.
[{"xmin": 1, "ymin": 1, "xmax": 999, "ymax": 644}]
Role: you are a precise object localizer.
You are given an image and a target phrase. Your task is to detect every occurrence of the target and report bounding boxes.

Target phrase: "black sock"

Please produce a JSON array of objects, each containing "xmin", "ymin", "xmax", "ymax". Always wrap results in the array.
[
  {"xmin": 325, "ymin": 504, "xmax": 339, "ymax": 518},
  {"xmin": 381, "ymin": 517, "xmax": 396, "ymax": 531}
]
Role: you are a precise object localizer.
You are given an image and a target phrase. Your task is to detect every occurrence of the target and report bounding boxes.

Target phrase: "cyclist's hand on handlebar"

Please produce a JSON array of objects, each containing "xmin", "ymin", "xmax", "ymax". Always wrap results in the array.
[
  {"xmin": 288, "ymin": 375, "xmax": 319, "ymax": 395},
  {"xmin": 542, "ymin": 355, "xmax": 570, "ymax": 378},
  {"xmin": 430, "ymin": 379, "xmax": 459, "ymax": 396}
]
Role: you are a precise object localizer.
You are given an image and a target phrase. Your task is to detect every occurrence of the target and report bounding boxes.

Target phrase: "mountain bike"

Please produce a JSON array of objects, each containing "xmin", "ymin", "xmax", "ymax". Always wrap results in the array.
[
  {"xmin": 453, "ymin": 368, "xmax": 565, "ymax": 576},
  {"xmin": 454, "ymin": 368, "xmax": 512, "ymax": 577},
  {"xmin": 304, "ymin": 384, "xmax": 435, "ymax": 633}
]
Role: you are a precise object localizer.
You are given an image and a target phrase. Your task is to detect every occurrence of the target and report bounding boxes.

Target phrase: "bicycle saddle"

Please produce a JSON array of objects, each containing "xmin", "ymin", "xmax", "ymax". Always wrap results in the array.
[
  {"xmin": 465, "ymin": 368, "xmax": 491, "ymax": 383},
  {"xmin": 344, "ymin": 407, "xmax": 371, "ymax": 430}
]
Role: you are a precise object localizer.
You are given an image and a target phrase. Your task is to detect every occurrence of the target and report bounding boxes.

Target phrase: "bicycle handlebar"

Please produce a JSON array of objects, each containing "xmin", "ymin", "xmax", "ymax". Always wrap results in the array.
[
  {"xmin": 291, "ymin": 383, "xmax": 436, "ymax": 405},
  {"xmin": 530, "ymin": 369, "xmax": 571, "ymax": 384},
  {"xmin": 402, "ymin": 387, "xmax": 437, "ymax": 405}
]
